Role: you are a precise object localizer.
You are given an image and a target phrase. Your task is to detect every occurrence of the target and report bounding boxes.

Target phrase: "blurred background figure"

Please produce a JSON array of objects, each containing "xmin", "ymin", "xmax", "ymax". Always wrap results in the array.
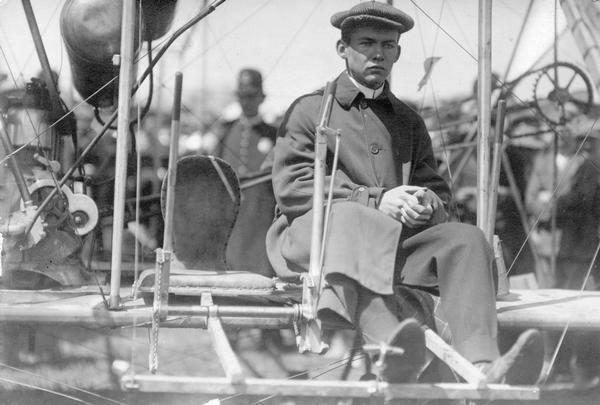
[
  {"xmin": 212, "ymin": 68, "xmax": 277, "ymax": 277},
  {"xmin": 526, "ymin": 112, "xmax": 600, "ymax": 388},
  {"xmin": 527, "ymin": 114, "xmax": 600, "ymax": 291},
  {"xmin": 209, "ymin": 68, "xmax": 295, "ymax": 355}
]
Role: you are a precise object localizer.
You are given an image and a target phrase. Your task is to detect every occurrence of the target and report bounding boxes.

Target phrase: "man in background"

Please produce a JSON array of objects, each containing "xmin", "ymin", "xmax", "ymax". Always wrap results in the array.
[
  {"xmin": 527, "ymin": 113, "xmax": 600, "ymax": 388},
  {"xmin": 214, "ymin": 68, "xmax": 277, "ymax": 276}
]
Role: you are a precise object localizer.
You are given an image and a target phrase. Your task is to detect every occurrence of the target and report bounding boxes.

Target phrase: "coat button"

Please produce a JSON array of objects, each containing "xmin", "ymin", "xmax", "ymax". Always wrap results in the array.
[
  {"xmin": 369, "ymin": 143, "xmax": 381, "ymax": 154},
  {"xmin": 359, "ymin": 100, "xmax": 368, "ymax": 109}
]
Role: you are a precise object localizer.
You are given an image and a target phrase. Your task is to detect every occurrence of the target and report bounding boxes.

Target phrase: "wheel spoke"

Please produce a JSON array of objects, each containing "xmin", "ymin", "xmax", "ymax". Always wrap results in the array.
[
  {"xmin": 543, "ymin": 70, "xmax": 558, "ymax": 88},
  {"xmin": 564, "ymin": 70, "xmax": 578, "ymax": 90}
]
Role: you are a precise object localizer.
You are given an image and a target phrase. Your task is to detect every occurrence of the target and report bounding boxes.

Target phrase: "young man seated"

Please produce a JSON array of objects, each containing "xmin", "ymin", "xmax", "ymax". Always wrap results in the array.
[{"xmin": 266, "ymin": 2, "xmax": 544, "ymax": 384}]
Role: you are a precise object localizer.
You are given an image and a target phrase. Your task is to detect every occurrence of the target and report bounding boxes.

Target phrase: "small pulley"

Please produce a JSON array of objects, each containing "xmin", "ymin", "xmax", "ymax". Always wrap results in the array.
[{"xmin": 26, "ymin": 179, "xmax": 99, "ymax": 236}]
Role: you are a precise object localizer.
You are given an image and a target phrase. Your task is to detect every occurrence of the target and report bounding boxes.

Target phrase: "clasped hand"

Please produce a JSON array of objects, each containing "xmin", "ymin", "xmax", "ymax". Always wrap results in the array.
[{"xmin": 378, "ymin": 185, "xmax": 438, "ymax": 228}]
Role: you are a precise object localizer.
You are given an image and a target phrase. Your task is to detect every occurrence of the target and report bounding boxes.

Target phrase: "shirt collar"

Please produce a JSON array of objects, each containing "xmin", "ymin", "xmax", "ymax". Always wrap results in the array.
[
  {"xmin": 335, "ymin": 71, "xmax": 391, "ymax": 109},
  {"xmin": 239, "ymin": 114, "xmax": 263, "ymax": 128},
  {"xmin": 346, "ymin": 73, "xmax": 384, "ymax": 99}
]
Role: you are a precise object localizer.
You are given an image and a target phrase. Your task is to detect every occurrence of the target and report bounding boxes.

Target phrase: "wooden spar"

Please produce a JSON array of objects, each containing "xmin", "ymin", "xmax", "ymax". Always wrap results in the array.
[
  {"xmin": 298, "ymin": 81, "xmax": 336, "ymax": 353},
  {"xmin": 21, "ymin": 0, "xmax": 63, "ymax": 149},
  {"xmin": 0, "ymin": 116, "xmax": 31, "ymax": 205},
  {"xmin": 486, "ymin": 100, "xmax": 506, "ymax": 243},
  {"xmin": 201, "ymin": 293, "xmax": 246, "ymax": 383},
  {"xmin": 5, "ymin": 287, "xmax": 600, "ymax": 331},
  {"xmin": 109, "ymin": 0, "xmax": 137, "ymax": 309},
  {"xmin": 156, "ymin": 72, "xmax": 183, "ymax": 317},
  {"xmin": 119, "ymin": 375, "xmax": 539, "ymax": 400},
  {"xmin": 477, "ymin": 0, "xmax": 492, "ymax": 235},
  {"xmin": 423, "ymin": 328, "xmax": 487, "ymax": 388},
  {"xmin": 309, "ymin": 81, "xmax": 336, "ymax": 295},
  {"xmin": 149, "ymin": 73, "xmax": 183, "ymax": 373}
]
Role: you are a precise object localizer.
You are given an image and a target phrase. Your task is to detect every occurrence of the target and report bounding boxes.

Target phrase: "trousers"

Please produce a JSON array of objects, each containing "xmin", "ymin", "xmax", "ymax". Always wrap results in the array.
[
  {"xmin": 316, "ymin": 206, "xmax": 500, "ymax": 363},
  {"xmin": 269, "ymin": 202, "xmax": 500, "ymax": 363}
]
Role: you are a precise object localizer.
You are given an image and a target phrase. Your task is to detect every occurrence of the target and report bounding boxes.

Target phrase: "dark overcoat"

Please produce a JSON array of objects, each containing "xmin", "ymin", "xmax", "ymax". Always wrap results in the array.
[{"xmin": 266, "ymin": 72, "xmax": 451, "ymax": 294}]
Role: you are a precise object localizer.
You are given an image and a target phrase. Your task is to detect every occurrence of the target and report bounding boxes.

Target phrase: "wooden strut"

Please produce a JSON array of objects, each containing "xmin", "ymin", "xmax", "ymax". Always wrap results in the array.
[
  {"xmin": 298, "ymin": 81, "xmax": 338, "ymax": 354},
  {"xmin": 109, "ymin": 0, "xmax": 137, "ymax": 309},
  {"xmin": 149, "ymin": 72, "xmax": 183, "ymax": 373},
  {"xmin": 201, "ymin": 293, "xmax": 246, "ymax": 383},
  {"xmin": 119, "ymin": 375, "xmax": 539, "ymax": 401}
]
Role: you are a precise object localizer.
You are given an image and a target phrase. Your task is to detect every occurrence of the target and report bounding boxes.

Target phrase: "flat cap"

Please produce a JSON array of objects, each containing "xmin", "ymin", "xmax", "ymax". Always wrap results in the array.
[{"xmin": 331, "ymin": 1, "xmax": 414, "ymax": 34}]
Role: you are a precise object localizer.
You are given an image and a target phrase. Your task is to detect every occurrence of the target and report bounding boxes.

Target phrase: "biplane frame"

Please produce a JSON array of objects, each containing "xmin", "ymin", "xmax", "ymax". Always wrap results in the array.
[{"xmin": 8, "ymin": 0, "xmax": 600, "ymax": 403}]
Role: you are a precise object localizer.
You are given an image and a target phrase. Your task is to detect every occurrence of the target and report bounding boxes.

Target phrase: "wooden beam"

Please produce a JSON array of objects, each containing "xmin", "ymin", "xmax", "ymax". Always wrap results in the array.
[
  {"xmin": 109, "ymin": 0, "xmax": 137, "ymax": 309},
  {"xmin": 120, "ymin": 375, "xmax": 539, "ymax": 400},
  {"xmin": 201, "ymin": 293, "xmax": 246, "ymax": 383},
  {"xmin": 424, "ymin": 328, "xmax": 487, "ymax": 388},
  {"xmin": 476, "ymin": 0, "xmax": 493, "ymax": 233}
]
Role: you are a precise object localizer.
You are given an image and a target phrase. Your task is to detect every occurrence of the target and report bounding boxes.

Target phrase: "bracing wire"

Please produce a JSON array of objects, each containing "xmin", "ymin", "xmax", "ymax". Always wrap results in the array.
[
  {"xmin": 445, "ymin": 0, "xmax": 475, "ymax": 55},
  {"xmin": 412, "ymin": 1, "xmax": 460, "ymax": 220},
  {"xmin": 542, "ymin": 239, "xmax": 600, "ymax": 383},
  {"xmin": 406, "ymin": 4, "xmax": 600, "ymax": 386},
  {"xmin": 177, "ymin": 0, "xmax": 273, "ymax": 74},
  {"xmin": 12, "ymin": 0, "xmax": 232, "ymax": 239},
  {"xmin": 0, "ymin": 362, "xmax": 130, "ymax": 405},
  {"xmin": 0, "ymin": 317, "xmax": 209, "ymax": 403},
  {"xmin": 128, "ymin": 0, "xmax": 145, "ymax": 385},
  {"xmin": 153, "ymin": 0, "xmax": 325, "ymax": 169},
  {"xmin": 0, "ymin": 0, "xmax": 225, "ymax": 170},
  {"xmin": 413, "ymin": 9, "xmax": 429, "ymax": 113},
  {"xmin": 265, "ymin": 0, "xmax": 323, "ymax": 78},
  {"xmin": 155, "ymin": 0, "xmax": 276, "ymax": 167},
  {"xmin": 421, "ymin": 1, "xmax": 455, "ymax": 185},
  {"xmin": 409, "ymin": 0, "xmax": 596, "ymax": 277},
  {"xmin": 409, "ymin": 0, "xmax": 476, "ymax": 62},
  {"xmin": 0, "ymin": 3, "xmax": 370, "ymax": 403},
  {"xmin": 3, "ymin": 1, "xmax": 599, "ymax": 401},
  {"xmin": 0, "ymin": 375, "xmax": 97, "ymax": 405},
  {"xmin": 16, "ymin": 1, "xmax": 63, "ymax": 83}
]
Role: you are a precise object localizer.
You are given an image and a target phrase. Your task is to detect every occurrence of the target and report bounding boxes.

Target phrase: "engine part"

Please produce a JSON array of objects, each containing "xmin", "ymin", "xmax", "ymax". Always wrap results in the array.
[
  {"xmin": 60, "ymin": 0, "xmax": 140, "ymax": 107},
  {"xmin": 60, "ymin": 0, "xmax": 178, "ymax": 107},
  {"xmin": 142, "ymin": 0, "xmax": 178, "ymax": 40},
  {"xmin": 26, "ymin": 179, "xmax": 98, "ymax": 236}
]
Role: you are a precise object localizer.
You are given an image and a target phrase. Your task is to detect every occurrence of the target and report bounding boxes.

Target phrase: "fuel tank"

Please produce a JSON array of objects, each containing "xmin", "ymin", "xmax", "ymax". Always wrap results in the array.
[
  {"xmin": 142, "ymin": 0, "xmax": 178, "ymax": 41},
  {"xmin": 60, "ymin": 0, "xmax": 177, "ymax": 108}
]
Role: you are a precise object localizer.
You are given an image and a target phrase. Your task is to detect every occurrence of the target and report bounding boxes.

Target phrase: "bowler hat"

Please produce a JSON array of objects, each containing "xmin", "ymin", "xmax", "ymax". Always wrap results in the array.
[
  {"xmin": 331, "ymin": 1, "xmax": 414, "ymax": 34},
  {"xmin": 237, "ymin": 68, "xmax": 264, "ymax": 95}
]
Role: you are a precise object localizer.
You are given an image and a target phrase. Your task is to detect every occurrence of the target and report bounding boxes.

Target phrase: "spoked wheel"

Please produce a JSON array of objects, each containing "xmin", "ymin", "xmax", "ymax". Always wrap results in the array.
[{"xmin": 532, "ymin": 62, "xmax": 594, "ymax": 125}]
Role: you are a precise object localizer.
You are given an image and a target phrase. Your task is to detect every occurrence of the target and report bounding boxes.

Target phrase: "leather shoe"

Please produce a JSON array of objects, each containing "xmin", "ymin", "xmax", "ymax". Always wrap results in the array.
[
  {"xmin": 377, "ymin": 318, "xmax": 426, "ymax": 383},
  {"xmin": 481, "ymin": 328, "xmax": 544, "ymax": 385}
]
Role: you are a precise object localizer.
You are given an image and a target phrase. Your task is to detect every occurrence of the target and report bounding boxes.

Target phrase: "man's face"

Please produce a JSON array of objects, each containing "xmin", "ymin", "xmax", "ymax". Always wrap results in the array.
[
  {"xmin": 337, "ymin": 25, "xmax": 401, "ymax": 89},
  {"xmin": 586, "ymin": 136, "xmax": 600, "ymax": 165},
  {"xmin": 237, "ymin": 87, "xmax": 264, "ymax": 118}
]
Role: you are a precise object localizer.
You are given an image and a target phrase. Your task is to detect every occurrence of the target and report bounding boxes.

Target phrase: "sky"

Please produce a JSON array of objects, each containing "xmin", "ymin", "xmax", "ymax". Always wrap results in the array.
[{"xmin": 0, "ymin": 0, "xmax": 591, "ymax": 123}]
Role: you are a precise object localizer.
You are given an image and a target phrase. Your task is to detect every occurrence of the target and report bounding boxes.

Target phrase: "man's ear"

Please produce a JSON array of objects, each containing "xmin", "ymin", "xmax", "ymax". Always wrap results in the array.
[
  {"xmin": 394, "ymin": 45, "xmax": 402, "ymax": 62},
  {"xmin": 336, "ymin": 39, "xmax": 348, "ymax": 60}
]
